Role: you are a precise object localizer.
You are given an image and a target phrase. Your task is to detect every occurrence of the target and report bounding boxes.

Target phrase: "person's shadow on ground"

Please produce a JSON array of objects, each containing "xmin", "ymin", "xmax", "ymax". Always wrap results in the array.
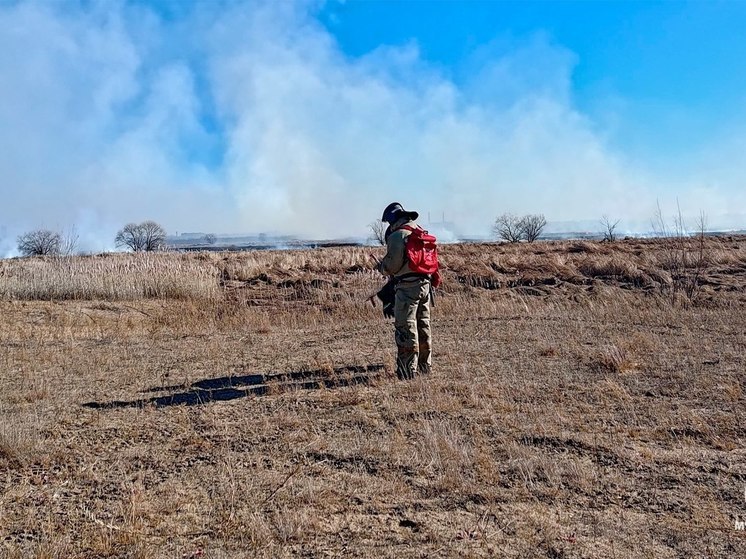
[{"xmin": 82, "ymin": 364, "xmax": 385, "ymax": 409}]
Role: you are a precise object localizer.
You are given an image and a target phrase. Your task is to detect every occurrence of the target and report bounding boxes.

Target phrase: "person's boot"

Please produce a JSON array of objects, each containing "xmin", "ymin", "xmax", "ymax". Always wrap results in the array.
[
  {"xmin": 396, "ymin": 345, "xmax": 418, "ymax": 380},
  {"xmin": 418, "ymin": 343, "xmax": 432, "ymax": 375}
]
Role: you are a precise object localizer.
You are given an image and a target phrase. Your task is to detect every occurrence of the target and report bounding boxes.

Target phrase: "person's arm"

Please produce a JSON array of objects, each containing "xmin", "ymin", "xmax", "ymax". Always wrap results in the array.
[{"xmin": 378, "ymin": 232, "xmax": 405, "ymax": 276}]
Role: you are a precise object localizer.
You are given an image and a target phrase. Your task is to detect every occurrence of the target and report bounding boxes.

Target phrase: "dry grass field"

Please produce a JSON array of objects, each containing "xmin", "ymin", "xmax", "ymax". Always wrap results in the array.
[{"xmin": 1, "ymin": 237, "xmax": 745, "ymax": 558}]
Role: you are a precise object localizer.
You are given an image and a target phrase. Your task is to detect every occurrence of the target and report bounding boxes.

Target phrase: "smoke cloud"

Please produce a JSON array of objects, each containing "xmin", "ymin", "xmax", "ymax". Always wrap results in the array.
[{"xmin": 0, "ymin": 0, "xmax": 743, "ymax": 254}]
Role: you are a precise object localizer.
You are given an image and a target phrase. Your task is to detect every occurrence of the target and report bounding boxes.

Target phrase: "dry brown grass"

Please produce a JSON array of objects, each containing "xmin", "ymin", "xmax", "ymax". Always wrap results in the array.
[
  {"xmin": 1, "ymin": 237, "xmax": 745, "ymax": 557},
  {"xmin": 0, "ymin": 253, "xmax": 220, "ymax": 301}
]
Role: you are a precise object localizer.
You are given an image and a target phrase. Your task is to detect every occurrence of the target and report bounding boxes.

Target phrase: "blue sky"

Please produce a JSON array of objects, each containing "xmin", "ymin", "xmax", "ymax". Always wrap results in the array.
[
  {"xmin": 0, "ymin": 0, "xmax": 745, "ymax": 252},
  {"xmin": 321, "ymin": 0, "xmax": 746, "ymax": 160}
]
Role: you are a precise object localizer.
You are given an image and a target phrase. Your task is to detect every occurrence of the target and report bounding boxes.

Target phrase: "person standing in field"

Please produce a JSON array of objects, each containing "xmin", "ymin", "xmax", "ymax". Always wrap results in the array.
[{"xmin": 376, "ymin": 202, "xmax": 440, "ymax": 380}]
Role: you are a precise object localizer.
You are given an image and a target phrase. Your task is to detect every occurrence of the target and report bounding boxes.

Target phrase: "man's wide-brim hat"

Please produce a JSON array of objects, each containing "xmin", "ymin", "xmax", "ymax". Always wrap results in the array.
[{"xmin": 382, "ymin": 202, "xmax": 419, "ymax": 223}]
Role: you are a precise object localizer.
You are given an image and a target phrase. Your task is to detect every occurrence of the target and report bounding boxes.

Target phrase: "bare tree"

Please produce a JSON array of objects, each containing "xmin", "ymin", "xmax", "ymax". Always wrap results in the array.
[
  {"xmin": 600, "ymin": 215, "xmax": 620, "ymax": 242},
  {"xmin": 115, "ymin": 221, "xmax": 167, "ymax": 252},
  {"xmin": 203, "ymin": 233, "xmax": 217, "ymax": 245},
  {"xmin": 368, "ymin": 220, "xmax": 388, "ymax": 246},
  {"xmin": 518, "ymin": 214, "xmax": 547, "ymax": 243},
  {"xmin": 140, "ymin": 221, "xmax": 167, "ymax": 252},
  {"xmin": 687, "ymin": 211, "xmax": 708, "ymax": 300},
  {"xmin": 652, "ymin": 200, "xmax": 709, "ymax": 300},
  {"xmin": 60, "ymin": 225, "xmax": 79, "ymax": 256},
  {"xmin": 493, "ymin": 213, "xmax": 523, "ymax": 243},
  {"xmin": 115, "ymin": 223, "xmax": 145, "ymax": 252},
  {"xmin": 17, "ymin": 229, "xmax": 62, "ymax": 256}
]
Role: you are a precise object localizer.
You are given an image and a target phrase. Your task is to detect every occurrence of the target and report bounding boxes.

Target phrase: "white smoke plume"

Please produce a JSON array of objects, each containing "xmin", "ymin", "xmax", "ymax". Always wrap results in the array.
[{"xmin": 0, "ymin": 0, "xmax": 743, "ymax": 254}]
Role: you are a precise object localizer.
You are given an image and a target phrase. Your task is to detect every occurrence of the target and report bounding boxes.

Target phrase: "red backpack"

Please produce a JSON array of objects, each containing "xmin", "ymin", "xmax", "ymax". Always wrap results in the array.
[{"xmin": 398, "ymin": 225, "xmax": 439, "ymax": 275}]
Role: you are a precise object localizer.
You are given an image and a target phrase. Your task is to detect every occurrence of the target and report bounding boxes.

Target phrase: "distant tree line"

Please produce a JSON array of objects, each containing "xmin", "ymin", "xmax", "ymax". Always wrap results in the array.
[
  {"xmin": 115, "ymin": 221, "xmax": 166, "ymax": 252},
  {"xmin": 493, "ymin": 213, "xmax": 547, "ymax": 243},
  {"xmin": 16, "ymin": 227, "xmax": 78, "ymax": 257},
  {"xmin": 14, "ymin": 221, "xmax": 168, "ymax": 256}
]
